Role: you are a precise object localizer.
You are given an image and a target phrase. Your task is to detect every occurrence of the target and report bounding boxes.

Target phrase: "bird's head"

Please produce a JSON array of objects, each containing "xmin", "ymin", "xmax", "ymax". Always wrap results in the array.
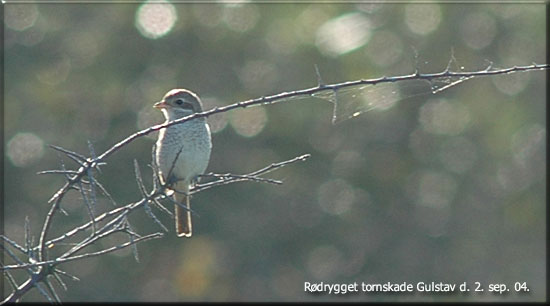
[{"xmin": 154, "ymin": 89, "xmax": 204, "ymax": 119}]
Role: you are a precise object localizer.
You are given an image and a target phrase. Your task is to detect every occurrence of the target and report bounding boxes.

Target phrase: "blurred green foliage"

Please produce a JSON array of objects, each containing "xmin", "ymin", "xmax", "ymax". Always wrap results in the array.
[{"xmin": 3, "ymin": 2, "xmax": 546, "ymax": 302}]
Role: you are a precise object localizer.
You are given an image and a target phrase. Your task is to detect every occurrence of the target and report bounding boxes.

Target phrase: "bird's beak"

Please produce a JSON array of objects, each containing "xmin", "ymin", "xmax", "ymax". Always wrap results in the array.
[{"xmin": 154, "ymin": 101, "xmax": 167, "ymax": 109}]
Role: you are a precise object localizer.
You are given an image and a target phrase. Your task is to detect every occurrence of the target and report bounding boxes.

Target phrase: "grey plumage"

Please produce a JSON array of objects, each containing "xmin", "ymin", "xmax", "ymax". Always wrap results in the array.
[{"xmin": 154, "ymin": 89, "xmax": 212, "ymax": 237}]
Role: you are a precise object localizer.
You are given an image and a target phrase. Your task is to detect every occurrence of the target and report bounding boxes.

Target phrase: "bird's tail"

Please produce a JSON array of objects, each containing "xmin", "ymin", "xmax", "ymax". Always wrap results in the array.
[{"xmin": 173, "ymin": 181, "xmax": 192, "ymax": 238}]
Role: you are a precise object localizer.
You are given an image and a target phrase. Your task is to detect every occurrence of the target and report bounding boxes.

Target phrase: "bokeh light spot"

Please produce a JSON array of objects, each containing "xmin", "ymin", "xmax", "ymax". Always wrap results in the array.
[
  {"xmin": 438, "ymin": 137, "xmax": 478, "ymax": 174},
  {"xmin": 238, "ymin": 60, "xmax": 279, "ymax": 94},
  {"xmin": 510, "ymin": 123, "xmax": 545, "ymax": 166},
  {"xmin": 5, "ymin": 4, "xmax": 39, "ymax": 32},
  {"xmin": 306, "ymin": 245, "xmax": 344, "ymax": 280},
  {"xmin": 317, "ymin": 179, "xmax": 355, "ymax": 215},
  {"xmin": 137, "ymin": 105, "xmax": 162, "ymax": 140},
  {"xmin": 407, "ymin": 170, "xmax": 457, "ymax": 209},
  {"xmin": 419, "ymin": 98, "xmax": 471, "ymax": 135},
  {"xmin": 18, "ymin": 26, "xmax": 45, "ymax": 47},
  {"xmin": 192, "ymin": 4, "xmax": 223, "ymax": 28},
  {"xmin": 202, "ymin": 97, "xmax": 229, "ymax": 134},
  {"xmin": 492, "ymin": 71, "xmax": 531, "ymax": 96},
  {"xmin": 316, "ymin": 12, "xmax": 372, "ymax": 57},
  {"xmin": 7, "ymin": 132, "xmax": 45, "ymax": 167},
  {"xmin": 36, "ymin": 55, "xmax": 72, "ymax": 86},
  {"xmin": 136, "ymin": 0, "xmax": 178, "ymax": 39},
  {"xmin": 175, "ymin": 237, "xmax": 219, "ymax": 297},
  {"xmin": 222, "ymin": 4, "xmax": 260, "ymax": 33},
  {"xmin": 459, "ymin": 11, "xmax": 497, "ymax": 50},
  {"xmin": 265, "ymin": 19, "xmax": 299, "ymax": 55},
  {"xmin": 365, "ymin": 30, "xmax": 404, "ymax": 68},
  {"xmin": 405, "ymin": 4, "xmax": 441, "ymax": 35},
  {"xmin": 230, "ymin": 106, "xmax": 268, "ymax": 138},
  {"xmin": 63, "ymin": 30, "xmax": 103, "ymax": 69}
]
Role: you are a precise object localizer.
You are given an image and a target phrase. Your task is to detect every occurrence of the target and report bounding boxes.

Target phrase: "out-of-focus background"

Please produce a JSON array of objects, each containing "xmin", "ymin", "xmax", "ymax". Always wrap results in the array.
[{"xmin": 3, "ymin": 2, "xmax": 546, "ymax": 302}]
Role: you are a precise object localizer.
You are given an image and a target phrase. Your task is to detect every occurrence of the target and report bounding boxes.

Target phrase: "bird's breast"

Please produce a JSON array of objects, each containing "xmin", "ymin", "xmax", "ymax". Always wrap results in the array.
[{"xmin": 156, "ymin": 119, "xmax": 212, "ymax": 184}]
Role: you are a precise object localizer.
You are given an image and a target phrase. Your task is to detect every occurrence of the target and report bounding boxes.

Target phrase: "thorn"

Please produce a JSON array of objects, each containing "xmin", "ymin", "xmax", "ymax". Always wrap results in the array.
[
  {"xmin": 445, "ymin": 46, "xmax": 459, "ymax": 73},
  {"xmin": 143, "ymin": 201, "xmax": 169, "ymax": 232},
  {"xmin": 484, "ymin": 60, "xmax": 493, "ymax": 71},
  {"xmin": 53, "ymin": 268, "xmax": 80, "ymax": 282},
  {"xmin": 87, "ymin": 140, "xmax": 96, "ymax": 159},
  {"xmin": 314, "ymin": 64, "xmax": 325, "ymax": 88},
  {"xmin": 24, "ymin": 216, "xmax": 31, "ymax": 254},
  {"xmin": 152, "ymin": 198, "xmax": 173, "ymax": 216},
  {"xmin": 411, "ymin": 45, "xmax": 419, "ymax": 68},
  {"xmin": 134, "ymin": 159, "xmax": 148, "ymax": 197},
  {"xmin": 51, "ymin": 270, "xmax": 69, "ymax": 291},
  {"xmin": 37, "ymin": 170, "xmax": 79, "ymax": 175},
  {"xmin": 48, "ymin": 144, "xmax": 86, "ymax": 161},
  {"xmin": 330, "ymin": 89, "xmax": 340, "ymax": 125}
]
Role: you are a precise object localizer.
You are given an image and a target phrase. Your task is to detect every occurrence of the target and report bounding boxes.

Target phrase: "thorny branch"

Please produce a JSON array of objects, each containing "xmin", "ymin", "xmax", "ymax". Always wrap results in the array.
[{"xmin": 2, "ymin": 62, "xmax": 548, "ymax": 303}]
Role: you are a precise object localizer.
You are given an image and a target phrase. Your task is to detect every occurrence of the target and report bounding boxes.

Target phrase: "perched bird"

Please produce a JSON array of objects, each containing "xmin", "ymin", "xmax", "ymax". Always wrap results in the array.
[{"xmin": 154, "ymin": 89, "xmax": 212, "ymax": 237}]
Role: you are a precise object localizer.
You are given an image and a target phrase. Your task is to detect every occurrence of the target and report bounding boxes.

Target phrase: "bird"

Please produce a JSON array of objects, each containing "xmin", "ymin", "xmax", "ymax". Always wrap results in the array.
[{"xmin": 154, "ymin": 89, "xmax": 212, "ymax": 238}]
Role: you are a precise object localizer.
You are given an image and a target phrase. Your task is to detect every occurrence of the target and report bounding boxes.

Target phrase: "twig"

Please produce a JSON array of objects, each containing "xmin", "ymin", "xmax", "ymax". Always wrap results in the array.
[
  {"xmin": 3, "ymin": 62, "xmax": 547, "ymax": 303},
  {"xmin": 2, "ymin": 233, "xmax": 163, "ymax": 271},
  {"xmin": 193, "ymin": 154, "xmax": 311, "ymax": 193},
  {"xmin": 97, "ymin": 63, "xmax": 549, "ymax": 161}
]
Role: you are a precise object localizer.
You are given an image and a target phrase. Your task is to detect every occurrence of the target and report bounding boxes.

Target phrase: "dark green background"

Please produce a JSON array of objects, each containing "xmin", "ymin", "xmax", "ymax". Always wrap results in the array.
[{"xmin": 3, "ymin": 2, "xmax": 546, "ymax": 302}]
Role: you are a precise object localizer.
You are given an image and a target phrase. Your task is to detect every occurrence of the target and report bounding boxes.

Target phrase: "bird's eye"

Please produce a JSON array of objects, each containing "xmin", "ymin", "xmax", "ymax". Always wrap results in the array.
[{"xmin": 173, "ymin": 99, "xmax": 194, "ymax": 111}]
